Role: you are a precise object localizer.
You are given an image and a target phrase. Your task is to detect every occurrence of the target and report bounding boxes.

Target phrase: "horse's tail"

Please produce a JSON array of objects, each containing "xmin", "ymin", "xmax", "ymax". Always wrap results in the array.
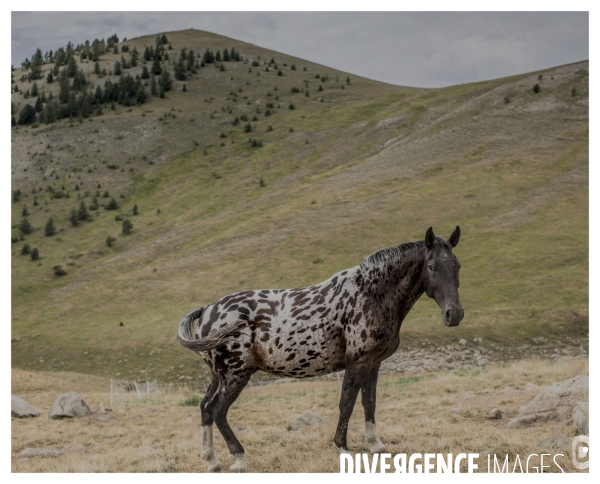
[{"xmin": 176, "ymin": 307, "xmax": 246, "ymax": 353}]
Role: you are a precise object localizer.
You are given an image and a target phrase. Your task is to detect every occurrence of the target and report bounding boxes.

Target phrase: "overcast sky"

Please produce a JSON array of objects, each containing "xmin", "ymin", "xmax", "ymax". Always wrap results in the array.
[{"xmin": 11, "ymin": 11, "xmax": 589, "ymax": 88}]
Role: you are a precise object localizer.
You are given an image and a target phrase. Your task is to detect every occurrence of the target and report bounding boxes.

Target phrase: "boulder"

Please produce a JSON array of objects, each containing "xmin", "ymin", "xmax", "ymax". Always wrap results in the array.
[
  {"xmin": 48, "ymin": 391, "xmax": 92, "ymax": 419},
  {"xmin": 537, "ymin": 434, "xmax": 571, "ymax": 449},
  {"xmin": 11, "ymin": 395, "xmax": 40, "ymax": 418},
  {"xmin": 289, "ymin": 411, "xmax": 331, "ymax": 431},
  {"xmin": 19, "ymin": 448, "xmax": 63, "ymax": 459},
  {"xmin": 63, "ymin": 444, "xmax": 87, "ymax": 453},
  {"xmin": 486, "ymin": 408, "xmax": 502, "ymax": 419},
  {"xmin": 93, "ymin": 414, "xmax": 117, "ymax": 422},
  {"xmin": 572, "ymin": 401, "xmax": 589, "ymax": 435},
  {"xmin": 507, "ymin": 375, "xmax": 588, "ymax": 428}
]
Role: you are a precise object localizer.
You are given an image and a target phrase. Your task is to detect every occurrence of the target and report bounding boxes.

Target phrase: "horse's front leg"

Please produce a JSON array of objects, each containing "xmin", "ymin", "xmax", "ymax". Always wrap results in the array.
[
  {"xmin": 334, "ymin": 360, "xmax": 371, "ymax": 453},
  {"xmin": 361, "ymin": 362, "xmax": 386, "ymax": 454}
]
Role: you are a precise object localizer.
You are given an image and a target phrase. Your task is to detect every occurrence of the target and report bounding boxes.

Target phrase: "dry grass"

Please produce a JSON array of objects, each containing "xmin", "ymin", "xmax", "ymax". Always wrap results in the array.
[{"xmin": 12, "ymin": 357, "xmax": 587, "ymax": 472}]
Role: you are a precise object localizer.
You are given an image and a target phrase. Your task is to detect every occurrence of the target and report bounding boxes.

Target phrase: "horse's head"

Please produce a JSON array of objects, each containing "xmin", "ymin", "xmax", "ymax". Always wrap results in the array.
[{"xmin": 423, "ymin": 226, "xmax": 464, "ymax": 327}]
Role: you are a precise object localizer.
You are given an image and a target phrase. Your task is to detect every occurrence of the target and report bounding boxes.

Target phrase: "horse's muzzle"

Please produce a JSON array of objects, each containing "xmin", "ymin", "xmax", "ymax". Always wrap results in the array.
[{"xmin": 443, "ymin": 305, "xmax": 464, "ymax": 327}]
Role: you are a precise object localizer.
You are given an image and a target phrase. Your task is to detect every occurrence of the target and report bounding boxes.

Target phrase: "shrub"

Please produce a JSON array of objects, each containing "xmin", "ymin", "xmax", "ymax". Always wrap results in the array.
[
  {"xmin": 53, "ymin": 265, "xmax": 67, "ymax": 276},
  {"xmin": 122, "ymin": 219, "xmax": 133, "ymax": 235},
  {"xmin": 30, "ymin": 248, "xmax": 39, "ymax": 260},
  {"xmin": 571, "ymin": 88, "xmax": 577, "ymax": 97},
  {"xmin": 106, "ymin": 236, "xmax": 116, "ymax": 247},
  {"xmin": 289, "ymin": 103, "xmax": 295, "ymax": 110},
  {"xmin": 133, "ymin": 204, "xmax": 139, "ymax": 215},
  {"xmin": 244, "ymin": 123, "xmax": 252, "ymax": 133},
  {"xmin": 533, "ymin": 84, "xmax": 541, "ymax": 93},
  {"xmin": 180, "ymin": 395, "xmax": 200, "ymax": 406},
  {"xmin": 21, "ymin": 244, "xmax": 31, "ymax": 255},
  {"xmin": 78, "ymin": 201, "xmax": 89, "ymax": 221},
  {"xmin": 259, "ymin": 177, "xmax": 265, "ymax": 187}
]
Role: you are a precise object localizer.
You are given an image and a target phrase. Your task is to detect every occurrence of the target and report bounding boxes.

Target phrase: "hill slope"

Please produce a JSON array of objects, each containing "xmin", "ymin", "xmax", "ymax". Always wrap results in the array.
[{"xmin": 11, "ymin": 30, "xmax": 588, "ymax": 382}]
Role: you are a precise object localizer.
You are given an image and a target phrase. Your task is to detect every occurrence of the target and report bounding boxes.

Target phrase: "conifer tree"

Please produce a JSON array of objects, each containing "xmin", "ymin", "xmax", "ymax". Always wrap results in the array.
[{"xmin": 44, "ymin": 217, "xmax": 56, "ymax": 236}]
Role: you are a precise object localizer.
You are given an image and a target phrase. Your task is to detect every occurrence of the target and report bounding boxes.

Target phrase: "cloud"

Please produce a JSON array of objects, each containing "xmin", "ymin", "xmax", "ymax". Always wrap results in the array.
[{"xmin": 11, "ymin": 11, "xmax": 588, "ymax": 87}]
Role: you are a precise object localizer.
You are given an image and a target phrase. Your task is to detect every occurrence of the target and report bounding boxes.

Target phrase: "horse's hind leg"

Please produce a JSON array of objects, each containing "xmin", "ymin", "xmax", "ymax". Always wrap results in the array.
[
  {"xmin": 201, "ymin": 373, "xmax": 223, "ymax": 472},
  {"xmin": 211, "ymin": 367, "xmax": 254, "ymax": 473},
  {"xmin": 361, "ymin": 362, "xmax": 386, "ymax": 454}
]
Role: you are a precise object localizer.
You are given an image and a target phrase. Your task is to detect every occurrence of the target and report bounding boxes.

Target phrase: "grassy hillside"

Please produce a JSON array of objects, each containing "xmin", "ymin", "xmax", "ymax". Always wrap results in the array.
[{"xmin": 11, "ymin": 29, "xmax": 588, "ymax": 383}]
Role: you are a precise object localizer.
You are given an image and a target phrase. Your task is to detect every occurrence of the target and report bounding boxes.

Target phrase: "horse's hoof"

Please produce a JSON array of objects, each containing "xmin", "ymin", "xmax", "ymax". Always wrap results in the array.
[
  {"xmin": 334, "ymin": 443, "xmax": 350, "ymax": 454},
  {"xmin": 370, "ymin": 441, "xmax": 386, "ymax": 454},
  {"xmin": 207, "ymin": 462, "xmax": 223, "ymax": 473},
  {"xmin": 229, "ymin": 454, "xmax": 246, "ymax": 472}
]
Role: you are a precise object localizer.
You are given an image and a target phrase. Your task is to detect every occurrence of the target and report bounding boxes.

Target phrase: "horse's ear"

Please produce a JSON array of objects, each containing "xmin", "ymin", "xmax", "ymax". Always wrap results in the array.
[
  {"xmin": 425, "ymin": 227, "xmax": 435, "ymax": 249},
  {"xmin": 448, "ymin": 226, "xmax": 460, "ymax": 247}
]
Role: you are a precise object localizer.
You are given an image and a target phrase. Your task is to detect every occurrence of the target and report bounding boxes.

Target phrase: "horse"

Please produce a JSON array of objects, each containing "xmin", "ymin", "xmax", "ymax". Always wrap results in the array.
[{"xmin": 177, "ymin": 226, "xmax": 463, "ymax": 472}]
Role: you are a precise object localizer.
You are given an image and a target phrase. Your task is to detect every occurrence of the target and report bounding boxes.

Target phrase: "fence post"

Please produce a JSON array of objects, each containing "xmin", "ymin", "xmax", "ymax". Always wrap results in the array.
[
  {"xmin": 133, "ymin": 380, "xmax": 142, "ymax": 400},
  {"xmin": 110, "ymin": 379, "xmax": 114, "ymax": 408}
]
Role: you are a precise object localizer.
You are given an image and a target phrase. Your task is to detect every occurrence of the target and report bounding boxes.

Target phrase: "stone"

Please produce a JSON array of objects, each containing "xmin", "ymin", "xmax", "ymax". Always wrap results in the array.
[
  {"xmin": 148, "ymin": 406, "xmax": 167, "ymax": 412},
  {"xmin": 572, "ymin": 401, "xmax": 589, "ymax": 435},
  {"xmin": 93, "ymin": 414, "xmax": 117, "ymax": 422},
  {"xmin": 137, "ymin": 445, "xmax": 162, "ymax": 456},
  {"xmin": 90, "ymin": 403, "xmax": 106, "ymax": 414},
  {"xmin": 19, "ymin": 448, "xmax": 63, "ymax": 459},
  {"xmin": 11, "ymin": 395, "xmax": 40, "ymax": 418},
  {"xmin": 288, "ymin": 411, "xmax": 331, "ymax": 431},
  {"xmin": 487, "ymin": 408, "xmax": 502, "ymax": 419},
  {"xmin": 463, "ymin": 391, "xmax": 476, "ymax": 399},
  {"xmin": 459, "ymin": 339, "xmax": 467, "ymax": 346},
  {"xmin": 532, "ymin": 336, "xmax": 545, "ymax": 344},
  {"xmin": 63, "ymin": 444, "xmax": 87, "ymax": 453},
  {"xmin": 48, "ymin": 391, "xmax": 92, "ymax": 419},
  {"xmin": 537, "ymin": 434, "xmax": 571, "ymax": 449}
]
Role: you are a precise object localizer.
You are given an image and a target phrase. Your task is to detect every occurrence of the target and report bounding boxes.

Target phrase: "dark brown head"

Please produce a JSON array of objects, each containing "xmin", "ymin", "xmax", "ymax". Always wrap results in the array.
[{"xmin": 423, "ymin": 226, "xmax": 463, "ymax": 327}]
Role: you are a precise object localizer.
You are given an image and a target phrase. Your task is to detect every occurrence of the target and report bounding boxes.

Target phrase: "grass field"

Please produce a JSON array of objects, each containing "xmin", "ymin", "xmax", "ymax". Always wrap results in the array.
[
  {"xmin": 11, "ymin": 30, "xmax": 588, "ymax": 383},
  {"xmin": 11, "ymin": 358, "xmax": 588, "ymax": 472}
]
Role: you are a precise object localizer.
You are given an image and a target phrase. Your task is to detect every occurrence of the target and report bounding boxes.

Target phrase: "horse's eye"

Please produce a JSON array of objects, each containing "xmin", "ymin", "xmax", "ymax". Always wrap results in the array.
[{"xmin": 428, "ymin": 264, "xmax": 434, "ymax": 272}]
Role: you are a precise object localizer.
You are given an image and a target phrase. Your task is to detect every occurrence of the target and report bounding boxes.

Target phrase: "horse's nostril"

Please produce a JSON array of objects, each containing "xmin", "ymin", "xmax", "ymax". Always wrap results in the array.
[{"xmin": 445, "ymin": 310, "xmax": 451, "ymax": 320}]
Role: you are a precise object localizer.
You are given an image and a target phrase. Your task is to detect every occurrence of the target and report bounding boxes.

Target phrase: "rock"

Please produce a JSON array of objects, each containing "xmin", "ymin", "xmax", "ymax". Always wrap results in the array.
[
  {"xmin": 487, "ymin": 408, "xmax": 502, "ymax": 419},
  {"xmin": 288, "ymin": 411, "xmax": 331, "ymax": 431},
  {"xmin": 148, "ymin": 406, "xmax": 167, "ymax": 412},
  {"xmin": 537, "ymin": 434, "xmax": 571, "ymax": 449},
  {"xmin": 137, "ymin": 445, "xmax": 162, "ymax": 456},
  {"xmin": 93, "ymin": 414, "xmax": 117, "ymax": 422},
  {"xmin": 48, "ymin": 391, "xmax": 92, "ymax": 419},
  {"xmin": 572, "ymin": 401, "xmax": 589, "ymax": 435},
  {"xmin": 62, "ymin": 444, "xmax": 87, "ymax": 453},
  {"xmin": 507, "ymin": 414, "xmax": 537, "ymax": 428},
  {"xmin": 532, "ymin": 336, "xmax": 545, "ymax": 344},
  {"xmin": 515, "ymin": 375, "xmax": 588, "ymax": 426},
  {"xmin": 19, "ymin": 448, "xmax": 63, "ymax": 459},
  {"xmin": 90, "ymin": 404, "xmax": 106, "ymax": 414},
  {"xmin": 459, "ymin": 339, "xmax": 467, "ymax": 346},
  {"xmin": 463, "ymin": 391, "xmax": 476, "ymax": 399},
  {"xmin": 11, "ymin": 395, "xmax": 40, "ymax": 418},
  {"xmin": 125, "ymin": 413, "xmax": 142, "ymax": 420}
]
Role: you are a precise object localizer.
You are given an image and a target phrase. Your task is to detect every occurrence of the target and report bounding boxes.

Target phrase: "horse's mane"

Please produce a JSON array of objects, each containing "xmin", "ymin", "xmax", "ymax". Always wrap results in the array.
[{"xmin": 360, "ymin": 241, "xmax": 425, "ymax": 270}]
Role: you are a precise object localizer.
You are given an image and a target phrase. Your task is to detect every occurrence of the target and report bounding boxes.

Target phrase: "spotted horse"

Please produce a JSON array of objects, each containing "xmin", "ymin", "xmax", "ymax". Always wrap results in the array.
[{"xmin": 177, "ymin": 226, "xmax": 463, "ymax": 472}]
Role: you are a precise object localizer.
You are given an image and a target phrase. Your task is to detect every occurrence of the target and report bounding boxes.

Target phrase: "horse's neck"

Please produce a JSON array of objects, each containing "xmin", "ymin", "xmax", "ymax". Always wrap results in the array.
[{"xmin": 362, "ymin": 245, "xmax": 426, "ymax": 322}]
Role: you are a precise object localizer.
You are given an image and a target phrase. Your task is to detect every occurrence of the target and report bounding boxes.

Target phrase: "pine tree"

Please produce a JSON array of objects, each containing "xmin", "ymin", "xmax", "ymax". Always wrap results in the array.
[
  {"xmin": 29, "ymin": 48, "xmax": 44, "ymax": 80},
  {"xmin": 69, "ymin": 208, "xmax": 79, "ymax": 226},
  {"xmin": 30, "ymin": 248, "xmax": 39, "ymax": 261},
  {"xmin": 78, "ymin": 201, "xmax": 89, "ymax": 221},
  {"xmin": 44, "ymin": 217, "xmax": 56, "ymax": 236}
]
